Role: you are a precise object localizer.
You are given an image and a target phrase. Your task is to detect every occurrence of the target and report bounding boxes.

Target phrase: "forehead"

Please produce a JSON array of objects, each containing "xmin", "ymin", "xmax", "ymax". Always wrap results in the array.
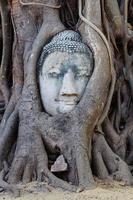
[{"xmin": 42, "ymin": 52, "xmax": 91, "ymax": 72}]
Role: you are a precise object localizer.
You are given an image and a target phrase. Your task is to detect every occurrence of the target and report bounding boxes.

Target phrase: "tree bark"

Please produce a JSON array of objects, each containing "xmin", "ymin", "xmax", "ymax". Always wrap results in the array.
[{"xmin": 0, "ymin": 0, "xmax": 132, "ymax": 196}]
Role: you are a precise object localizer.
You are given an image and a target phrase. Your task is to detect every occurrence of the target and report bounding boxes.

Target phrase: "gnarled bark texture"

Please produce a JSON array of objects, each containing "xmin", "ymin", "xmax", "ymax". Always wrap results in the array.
[{"xmin": 0, "ymin": 0, "xmax": 133, "ymax": 197}]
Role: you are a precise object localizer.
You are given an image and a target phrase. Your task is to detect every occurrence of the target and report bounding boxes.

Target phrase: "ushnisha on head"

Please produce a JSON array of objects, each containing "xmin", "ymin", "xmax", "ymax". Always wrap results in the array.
[{"xmin": 38, "ymin": 30, "xmax": 94, "ymax": 115}]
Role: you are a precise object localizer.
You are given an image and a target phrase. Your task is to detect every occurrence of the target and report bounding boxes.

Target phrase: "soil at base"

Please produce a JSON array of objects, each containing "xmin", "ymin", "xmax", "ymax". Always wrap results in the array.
[{"xmin": 0, "ymin": 179, "xmax": 132, "ymax": 200}]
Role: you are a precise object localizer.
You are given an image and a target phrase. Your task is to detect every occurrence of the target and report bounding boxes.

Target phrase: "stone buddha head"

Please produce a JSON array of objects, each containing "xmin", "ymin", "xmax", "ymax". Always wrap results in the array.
[{"xmin": 38, "ymin": 30, "xmax": 93, "ymax": 115}]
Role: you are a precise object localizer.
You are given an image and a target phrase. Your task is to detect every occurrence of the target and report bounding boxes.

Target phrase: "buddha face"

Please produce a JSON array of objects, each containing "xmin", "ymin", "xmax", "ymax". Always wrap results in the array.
[{"xmin": 39, "ymin": 51, "xmax": 93, "ymax": 115}]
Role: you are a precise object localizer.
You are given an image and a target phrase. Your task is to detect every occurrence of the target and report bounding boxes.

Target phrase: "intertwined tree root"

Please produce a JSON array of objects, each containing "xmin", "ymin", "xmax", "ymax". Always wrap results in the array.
[
  {"xmin": 92, "ymin": 134, "xmax": 133, "ymax": 185},
  {"xmin": 0, "ymin": 0, "xmax": 133, "ymax": 197}
]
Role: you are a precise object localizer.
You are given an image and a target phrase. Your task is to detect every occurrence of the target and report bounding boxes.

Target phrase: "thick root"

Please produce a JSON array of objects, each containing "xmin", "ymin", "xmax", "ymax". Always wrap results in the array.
[
  {"xmin": 103, "ymin": 118, "xmax": 127, "ymax": 160},
  {"xmin": 0, "ymin": 104, "xmax": 19, "ymax": 169},
  {"xmin": 92, "ymin": 134, "xmax": 133, "ymax": 185},
  {"xmin": 8, "ymin": 122, "xmax": 77, "ymax": 192},
  {"xmin": 0, "ymin": 162, "xmax": 19, "ymax": 197}
]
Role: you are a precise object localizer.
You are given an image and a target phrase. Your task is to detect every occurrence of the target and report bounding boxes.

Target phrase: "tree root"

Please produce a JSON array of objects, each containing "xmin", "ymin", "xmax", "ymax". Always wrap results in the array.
[
  {"xmin": 0, "ymin": 103, "xmax": 19, "ymax": 169},
  {"xmin": 41, "ymin": 133, "xmax": 61, "ymax": 154},
  {"xmin": 92, "ymin": 134, "xmax": 133, "ymax": 185},
  {"xmin": 0, "ymin": 0, "xmax": 132, "ymax": 194},
  {"xmin": 0, "ymin": 95, "xmax": 16, "ymax": 131},
  {"xmin": 42, "ymin": 169, "xmax": 78, "ymax": 192},
  {"xmin": 0, "ymin": 0, "xmax": 12, "ymax": 104},
  {"xmin": 103, "ymin": 117, "xmax": 127, "ymax": 159},
  {"xmin": 0, "ymin": 162, "xmax": 20, "ymax": 197},
  {"xmin": 6, "ymin": 120, "xmax": 78, "ymax": 192},
  {"xmin": 104, "ymin": 0, "xmax": 123, "ymax": 38}
]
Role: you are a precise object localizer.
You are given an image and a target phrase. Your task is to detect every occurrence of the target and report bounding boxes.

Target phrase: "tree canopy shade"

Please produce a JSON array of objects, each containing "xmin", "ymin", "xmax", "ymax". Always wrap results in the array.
[{"xmin": 0, "ymin": 0, "xmax": 133, "ymax": 197}]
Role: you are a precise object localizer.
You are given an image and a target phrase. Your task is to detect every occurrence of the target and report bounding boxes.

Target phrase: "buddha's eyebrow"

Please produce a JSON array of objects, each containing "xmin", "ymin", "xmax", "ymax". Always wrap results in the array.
[
  {"xmin": 76, "ymin": 67, "xmax": 92, "ymax": 75},
  {"xmin": 44, "ymin": 65, "xmax": 61, "ymax": 73},
  {"xmin": 77, "ymin": 69, "xmax": 89, "ymax": 75}
]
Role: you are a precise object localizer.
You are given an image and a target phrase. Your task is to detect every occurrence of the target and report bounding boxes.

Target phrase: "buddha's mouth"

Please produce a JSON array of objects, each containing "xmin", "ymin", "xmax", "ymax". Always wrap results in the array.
[{"xmin": 55, "ymin": 98, "xmax": 79, "ymax": 105}]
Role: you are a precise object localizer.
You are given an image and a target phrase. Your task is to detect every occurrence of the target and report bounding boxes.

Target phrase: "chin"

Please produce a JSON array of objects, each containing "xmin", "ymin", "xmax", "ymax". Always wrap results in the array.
[{"xmin": 58, "ymin": 104, "xmax": 76, "ymax": 113}]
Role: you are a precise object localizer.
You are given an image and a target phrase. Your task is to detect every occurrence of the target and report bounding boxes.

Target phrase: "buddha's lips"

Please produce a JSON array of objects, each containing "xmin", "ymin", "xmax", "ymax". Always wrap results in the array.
[{"xmin": 55, "ymin": 98, "xmax": 78, "ymax": 103}]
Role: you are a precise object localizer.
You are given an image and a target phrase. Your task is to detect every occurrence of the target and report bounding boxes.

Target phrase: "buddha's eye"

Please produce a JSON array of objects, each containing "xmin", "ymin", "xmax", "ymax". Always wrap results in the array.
[
  {"xmin": 48, "ymin": 72, "xmax": 62, "ymax": 78},
  {"xmin": 75, "ymin": 73, "xmax": 89, "ymax": 79}
]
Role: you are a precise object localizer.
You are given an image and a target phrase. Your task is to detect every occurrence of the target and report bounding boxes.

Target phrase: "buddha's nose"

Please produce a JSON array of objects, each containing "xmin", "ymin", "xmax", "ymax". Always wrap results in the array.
[{"xmin": 59, "ymin": 69, "xmax": 78, "ymax": 97}]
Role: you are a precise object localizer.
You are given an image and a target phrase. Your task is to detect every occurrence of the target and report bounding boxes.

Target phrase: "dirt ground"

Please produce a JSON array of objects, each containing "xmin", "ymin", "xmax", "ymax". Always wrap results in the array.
[{"xmin": 0, "ymin": 179, "xmax": 133, "ymax": 200}]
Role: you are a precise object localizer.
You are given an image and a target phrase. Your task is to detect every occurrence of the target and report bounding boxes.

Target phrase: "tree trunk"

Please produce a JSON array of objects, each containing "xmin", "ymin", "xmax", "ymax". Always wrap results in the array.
[{"xmin": 0, "ymin": 0, "xmax": 133, "ymax": 197}]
